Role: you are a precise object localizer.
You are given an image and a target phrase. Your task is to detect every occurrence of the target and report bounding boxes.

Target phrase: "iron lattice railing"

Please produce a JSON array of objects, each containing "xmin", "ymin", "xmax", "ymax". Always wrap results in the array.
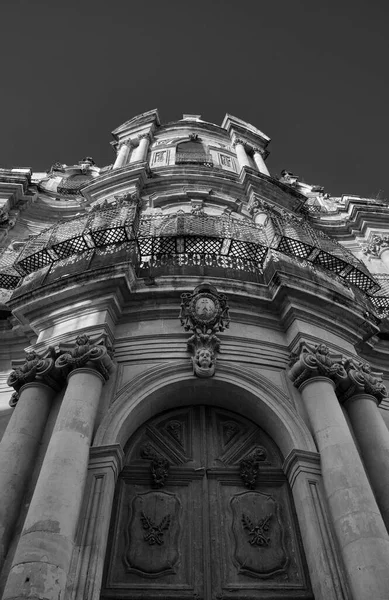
[
  {"xmin": 175, "ymin": 152, "xmax": 213, "ymax": 167},
  {"xmin": 0, "ymin": 208, "xmax": 384, "ymax": 308}
]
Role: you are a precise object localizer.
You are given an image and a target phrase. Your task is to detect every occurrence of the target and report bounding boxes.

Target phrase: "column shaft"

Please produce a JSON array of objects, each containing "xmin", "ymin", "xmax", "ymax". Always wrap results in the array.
[
  {"xmin": 0, "ymin": 383, "xmax": 55, "ymax": 568},
  {"xmin": 253, "ymin": 149, "xmax": 270, "ymax": 175},
  {"xmin": 379, "ymin": 248, "xmax": 389, "ymax": 270},
  {"xmin": 3, "ymin": 368, "xmax": 104, "ymax": 600},
  {"xmin": 345, "ymin": 393, "xmax": 389, "ymax": 530},
  {"xmin": 113, "ymin": 141, "xmax": 131, "ymax": 169},
  {"xmin": 132, "ymin": 134, "xmax": 150, "ymax": 162},
  {"xmin": 300, "ymin": 376, "xmax": 389, "ymax": 600},
  {"xmin": 234, "ymin": 140, "xmax": 251, "ymax": 170}
]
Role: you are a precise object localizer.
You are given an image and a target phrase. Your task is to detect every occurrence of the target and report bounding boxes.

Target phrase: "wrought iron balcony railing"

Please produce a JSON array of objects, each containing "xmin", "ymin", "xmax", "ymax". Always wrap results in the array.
[
  {"xmin": 175, "ymin": 152, "xmax": 213, "ymax": 167},
  {"xmin": 0, "ymin": 204, "xmax": 385, "ymax": 315}
]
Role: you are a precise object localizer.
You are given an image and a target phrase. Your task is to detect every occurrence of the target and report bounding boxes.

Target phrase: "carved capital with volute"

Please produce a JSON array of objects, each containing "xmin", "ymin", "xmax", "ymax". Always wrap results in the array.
[
  {"xmin": 55, "ymin": 334, "xmax": 115, "ymax": 381},
  {"xmin": 138, "ymin": 132, "xmax": 151, "ymax": 142},
  {"xmin": 288, "ymin": 342, "xmax": 347, "ymax": 389},
  {"xmin": 7, "ymin": 348, "xmax": 64, "ymax": 399},
  {"xmin": 337, "ymin": 359, "xmax": 387, "ymax": 403},
  {"xmin": 117, "ymin": 138, "xmax": 132, "ymax": 151},
  {"xmin": 232, "ymin": 137, "xmax": 246, "ymax": 148}
]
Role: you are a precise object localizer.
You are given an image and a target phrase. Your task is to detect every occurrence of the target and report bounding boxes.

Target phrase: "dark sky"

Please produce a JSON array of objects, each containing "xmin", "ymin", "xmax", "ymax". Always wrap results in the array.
[{"xmin": 1, "ymin": 0, "xmax": 388, "ymax": 198}]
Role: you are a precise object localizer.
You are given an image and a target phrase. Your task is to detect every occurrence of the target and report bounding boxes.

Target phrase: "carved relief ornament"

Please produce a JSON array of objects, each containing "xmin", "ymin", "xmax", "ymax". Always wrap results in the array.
[
  {"xmin": 338, "ymin": 359, "xmax": 387, "ymax": 403},
  {"xmin": 179, "ymin": 283, "xmax": 230, "ymax": 378},
  {"xmin": 7, "ymin": 348, "xmax": 63, "ymax": 400},
  {"xmin": 55, "ymin": 334, "xmax": 114, "ymax": 380},
  {"xmin": 288, "ymin": 342, "xmax": 387, "ymax": 403},
  {"xmin": 361, "ymin": 234, "xmax": 389, "ymax": 258},
  {"xmin": 288, "ymin": 342, "xmax": 347, "ymax": 389}
]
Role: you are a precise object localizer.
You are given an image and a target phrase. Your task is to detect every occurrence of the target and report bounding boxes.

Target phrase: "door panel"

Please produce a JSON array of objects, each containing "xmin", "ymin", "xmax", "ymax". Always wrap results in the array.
[{"xmin": 102, "ymin": 406, "xmax": 312, "ymax": 599}]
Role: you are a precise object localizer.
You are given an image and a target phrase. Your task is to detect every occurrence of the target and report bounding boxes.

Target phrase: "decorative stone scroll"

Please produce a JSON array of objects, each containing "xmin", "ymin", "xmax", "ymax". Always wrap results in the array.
[
  {"xmin": 179, "ymin": 283, "xmax": 230, "ymax": 378},
  {"xmin": 338, "ymin": 360, "xmax": 387, "ymax": 403},
  {"xmin": 361, "ymin": 234, "xmax": 389, "ymax": 258},
  {"xmin": 7, "ymin": 348, "xmax": 63, "ymax": 398},
  {"xmin": 289, "ymin": 342, "xmax": 387, "ymax": 403},
  {"xmin": 288, "ymin": 342, "xmax": 347, "ymax": 389},
  {"xmin": 55, "ymin": 334, "xmax": 114, "ymax": 381}
]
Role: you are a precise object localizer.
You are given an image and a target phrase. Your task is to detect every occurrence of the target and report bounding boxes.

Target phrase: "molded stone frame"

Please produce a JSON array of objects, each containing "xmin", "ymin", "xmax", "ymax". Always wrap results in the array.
[{"xmin": 67, "ymin": 363, "xmax": 351, "ymax": 600}]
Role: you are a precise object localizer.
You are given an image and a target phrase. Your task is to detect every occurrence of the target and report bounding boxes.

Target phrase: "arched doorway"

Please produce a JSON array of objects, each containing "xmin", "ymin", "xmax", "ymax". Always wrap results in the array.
[{"xmin": 101, "ymin": 405, "xmax": 312, "ymax": 599}]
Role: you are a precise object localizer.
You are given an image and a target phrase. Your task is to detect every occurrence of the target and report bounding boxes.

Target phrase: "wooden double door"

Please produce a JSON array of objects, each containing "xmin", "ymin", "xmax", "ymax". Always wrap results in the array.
[{"xmin": 102, "ymin": 406, "xmax": 312, "ymax": 599}]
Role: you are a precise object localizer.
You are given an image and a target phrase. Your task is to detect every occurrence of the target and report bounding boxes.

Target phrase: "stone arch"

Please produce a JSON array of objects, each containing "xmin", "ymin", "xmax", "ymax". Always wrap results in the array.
[{"xmin": 94, "ymin": 361, "xmax": 316, "ymax": 458}]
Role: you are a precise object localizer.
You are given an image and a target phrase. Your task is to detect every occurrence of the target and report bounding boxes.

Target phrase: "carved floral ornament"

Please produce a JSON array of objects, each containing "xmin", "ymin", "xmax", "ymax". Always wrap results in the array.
[
  {"xmin": 7, "ymin": 335, "xmax": 114, "ymax": 406},
  {"xmin": 179, "ymin": 283, "xmax": 230, "ymax": 378},
  {"xmin": 288, "ymin": 342, "xmax": 387, "ymax": 403},
  {"xmin": 361, "ymin": 234, "xmax": 389, "ymax": 258}
]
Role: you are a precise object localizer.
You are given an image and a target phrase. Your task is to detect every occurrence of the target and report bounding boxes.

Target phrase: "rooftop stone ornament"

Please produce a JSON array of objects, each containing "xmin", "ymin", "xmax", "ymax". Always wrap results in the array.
[{"xmin": 179, "ymin": 283, "xmax": 230, "ymax": 378}]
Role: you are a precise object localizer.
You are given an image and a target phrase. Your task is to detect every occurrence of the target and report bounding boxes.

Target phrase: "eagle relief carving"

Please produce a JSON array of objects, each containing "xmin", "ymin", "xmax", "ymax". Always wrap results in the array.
[{"xmin": 141, "ymin": 511, "xmax": 171, "ymax": 545}]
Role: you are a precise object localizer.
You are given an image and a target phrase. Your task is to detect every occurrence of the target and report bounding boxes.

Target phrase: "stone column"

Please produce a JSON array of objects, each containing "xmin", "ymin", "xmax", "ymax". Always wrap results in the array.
[
  {"xmin": 132, "ymin": 132, "xmax": 151, "ymax": 162},
  {"xmin": 0, "ymin": 351, "xmax": 62, "ymax": 570},
  {"xmin": 379, "ymin": 247, "xmax": 389, "ymax": 270},
  {"xmin": 289, "ymin": 343, "xmax": 389, "ymax": 600},
  {"xmin": 66, "ymin": 445, "xmax": 124, "ymax": 600},
  {"xmin": 3, "ymin": 335, "xmax": 114, "ymax": 600},
  {"xmin": 345, "ymin": 393, "xmax": 389, "ymax": 530},
  {"xmin": 337, "ymin": 360, "xmax": 389, "ymax": 531},
  {"xmin": 252, "ymin": 147, "xmax": 270, "ymax": 176},
  {"xmin": 299, "ymin": 376, "xmax": 389, "ymax": 599},
  {"xmin": 113, "ymin": 139, "xmax": 131, "ymax": 169},
  {"xmin": 284, "ymin": 450, "xmax": 351, "ymax": 600},
  {"xmin": 233, "ymin": 138, "xmax": 251, "ymax": 170}
]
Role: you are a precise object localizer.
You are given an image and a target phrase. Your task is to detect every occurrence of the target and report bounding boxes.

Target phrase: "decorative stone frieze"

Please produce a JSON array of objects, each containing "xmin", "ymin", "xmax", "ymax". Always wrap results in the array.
[
  {"xmin": 179, "ymin": 283, "xmax": 230, "ymax": 378},
  {"xmin": 55, "ymin": 334, "xmax": 115, "ymax": 380},
  {"xmin": 7, "ymin": 348, "xmax": 63, "ymax": 394},
  {"xmin": 288, "ymin": 342, "xmax": 347, "ymax": 389}
]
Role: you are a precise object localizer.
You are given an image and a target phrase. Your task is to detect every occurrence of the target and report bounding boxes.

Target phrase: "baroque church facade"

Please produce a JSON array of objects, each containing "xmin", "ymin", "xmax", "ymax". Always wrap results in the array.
[{"xmin": 1, "ymin": 110, "xmax": 389, "ymax": 600}]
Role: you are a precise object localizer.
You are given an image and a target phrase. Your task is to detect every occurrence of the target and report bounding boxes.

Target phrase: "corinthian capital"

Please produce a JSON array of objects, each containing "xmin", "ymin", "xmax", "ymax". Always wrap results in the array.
[
  {"xmin": 338, "ymin": 359, "xmax": 387, "ymax": 403},
  {"xmin": 117, "ymin": 138, "xmax": 132, "ymax": 150},
  {"xmin": 288, "ymin": 342, "xmax": 347, "ymax": 388},
  {"xmin": 138, "ymin": 132, "xmax": 151, "ymax": 142},
  {"xmin": 55, "ymin": 334, "xmax": 115, "ymax": 380},
  {"xmin": 7, "ymin": 348, "xmax": 63, "ymax": 394},
  {"xmin": 232, "ymin": 138, "xmax": 246, "ymax": 147}
]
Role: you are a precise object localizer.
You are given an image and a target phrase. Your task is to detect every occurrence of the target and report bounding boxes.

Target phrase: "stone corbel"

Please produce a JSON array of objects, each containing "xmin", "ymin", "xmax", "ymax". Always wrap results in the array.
[{"xmin": 55, "ymin": 334, "xmax": 115, "ymax": 381}]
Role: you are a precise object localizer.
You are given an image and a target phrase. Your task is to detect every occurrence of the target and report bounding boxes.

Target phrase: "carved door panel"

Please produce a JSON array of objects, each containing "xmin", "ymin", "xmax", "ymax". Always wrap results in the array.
[{"xmin": 102, "ymin": 406, "xmax": 312, "ymax": 600}]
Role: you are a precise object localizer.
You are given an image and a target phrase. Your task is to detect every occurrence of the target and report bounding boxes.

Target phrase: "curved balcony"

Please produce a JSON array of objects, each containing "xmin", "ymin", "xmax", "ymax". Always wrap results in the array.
[{"xmin": 0, "ymin": 202, "xmax": 382, "ymax": 309}]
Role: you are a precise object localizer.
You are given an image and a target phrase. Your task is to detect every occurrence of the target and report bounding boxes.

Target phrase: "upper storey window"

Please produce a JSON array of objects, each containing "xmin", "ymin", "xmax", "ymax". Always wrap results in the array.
[{"xmin": 176, "ymin": 137, "xmax": 213, "ymax": 167}]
